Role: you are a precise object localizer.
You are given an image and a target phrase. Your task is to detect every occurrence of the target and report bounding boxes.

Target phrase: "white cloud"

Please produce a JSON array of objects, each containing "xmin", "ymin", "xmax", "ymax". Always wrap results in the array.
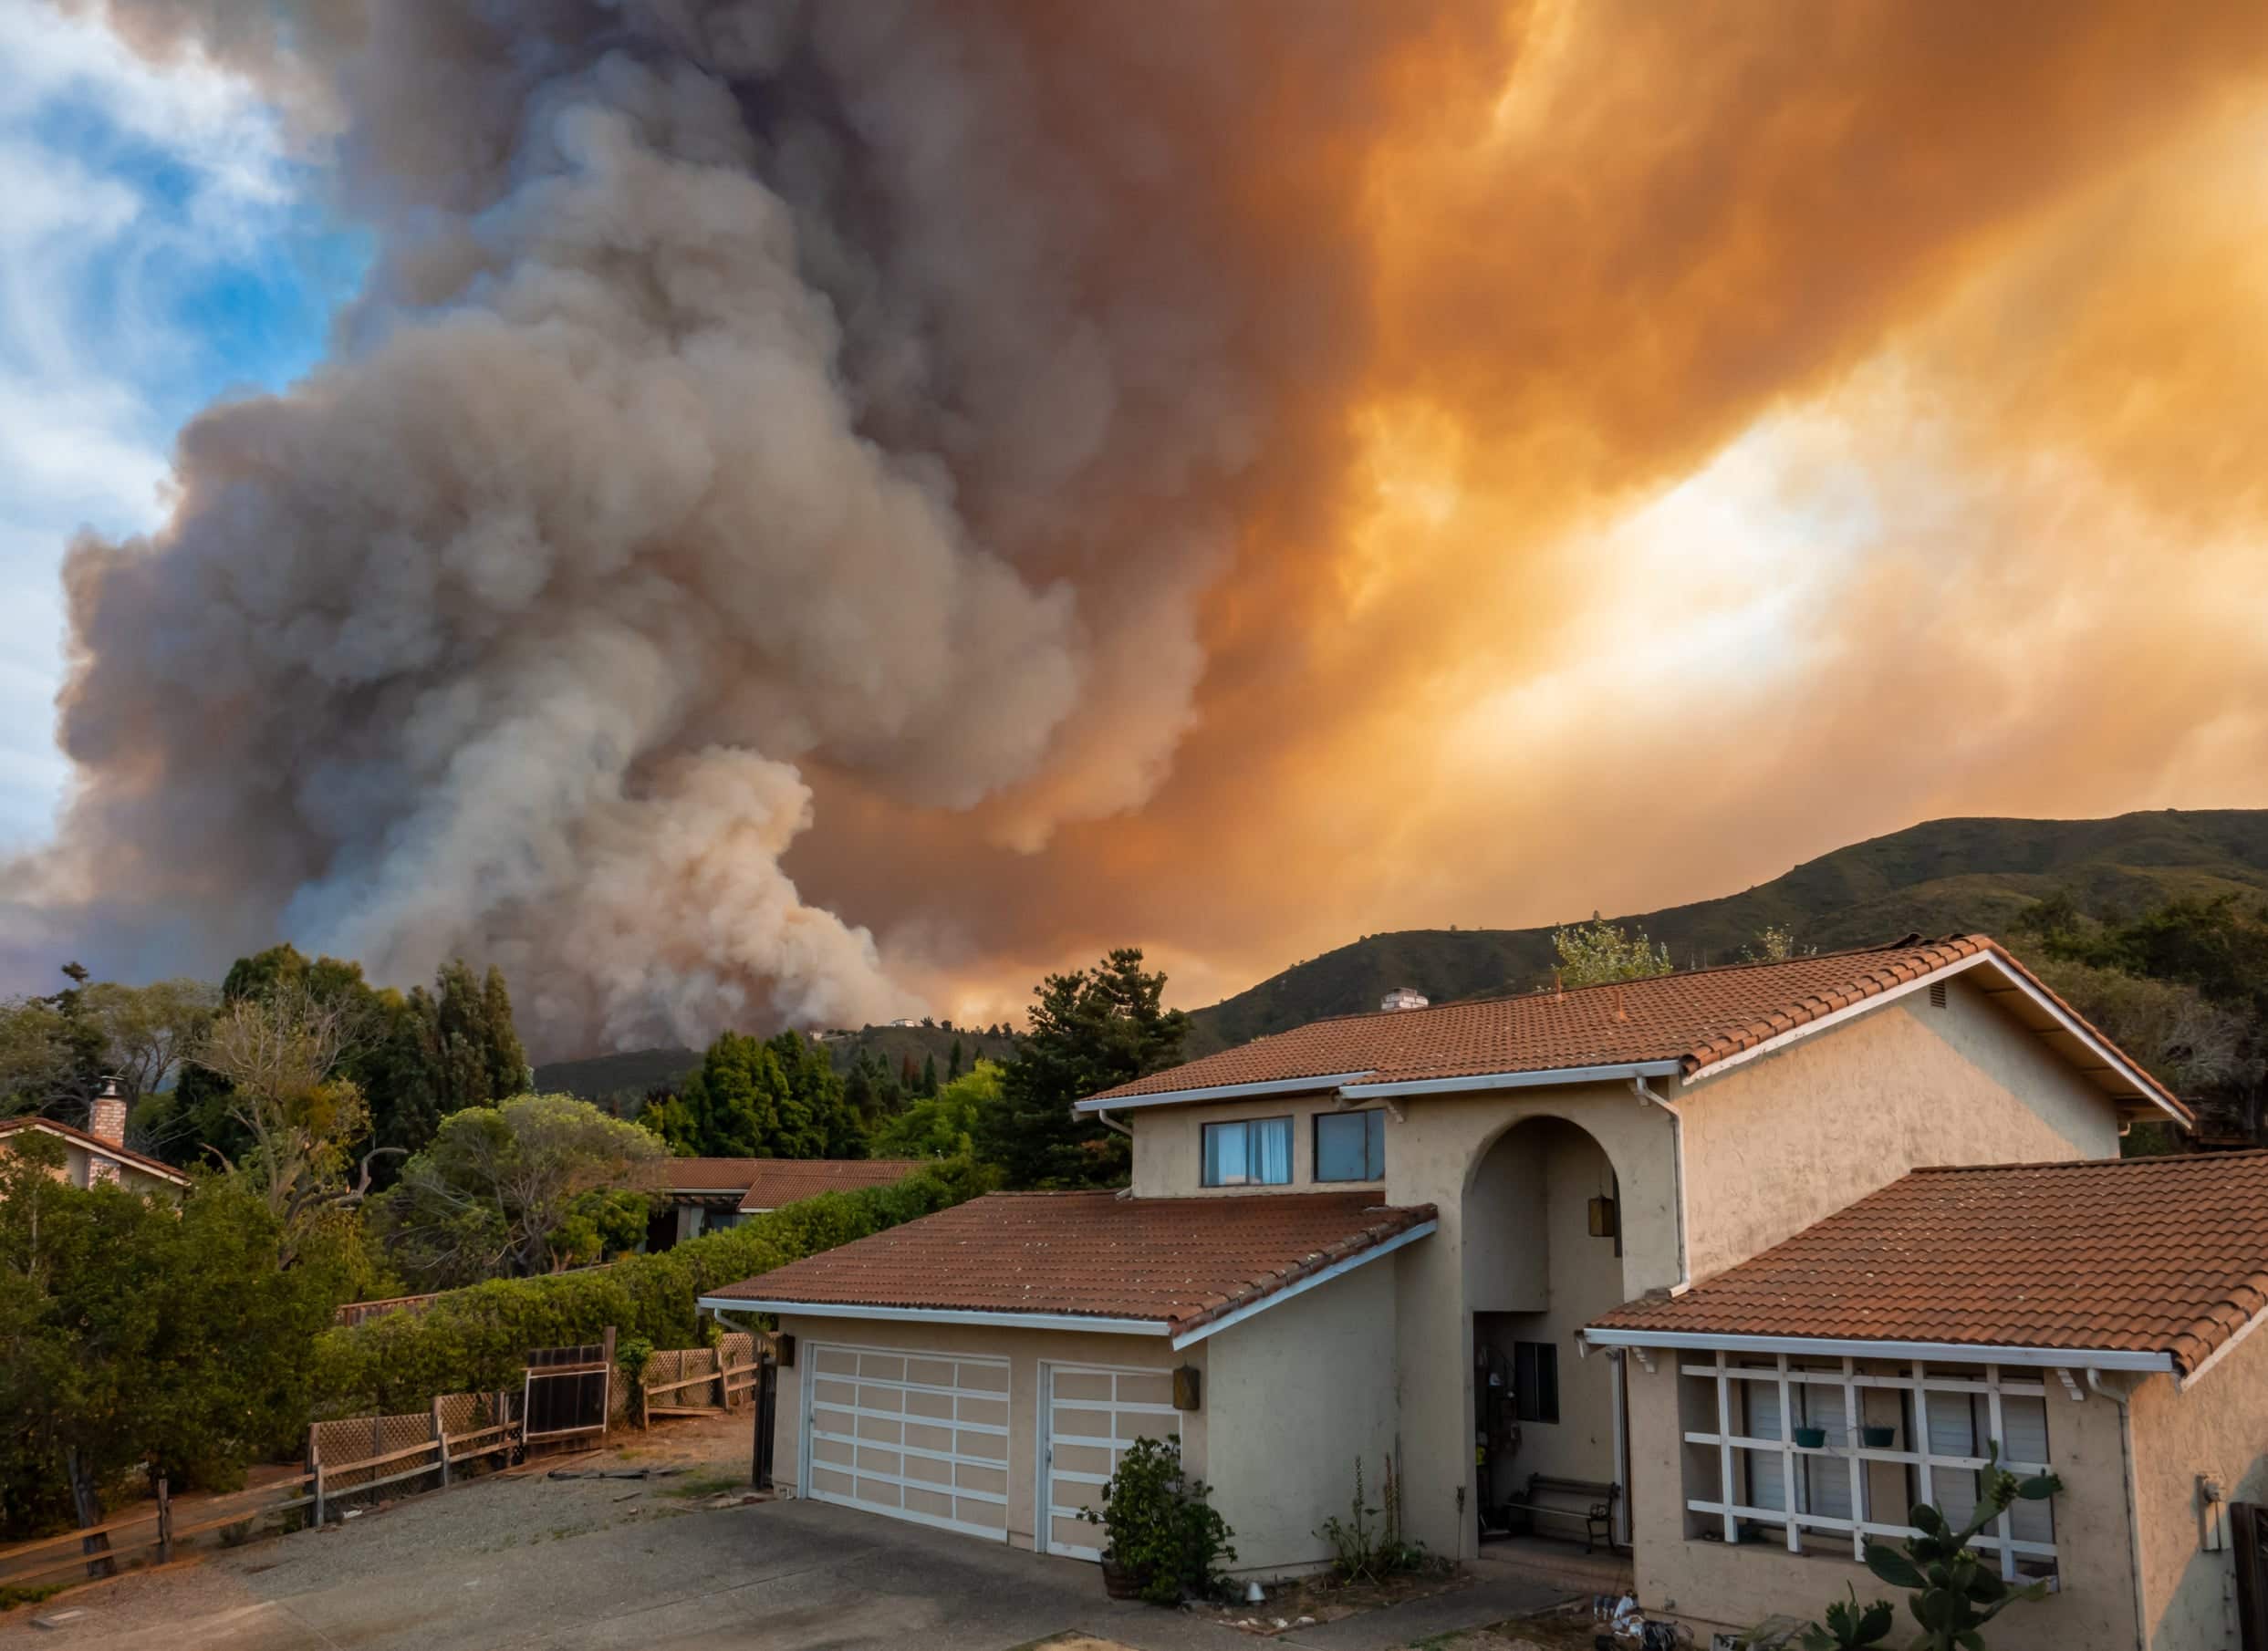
[{"xmin": 0, "ymin": 0, "xmax": 308, "ymax": 852}]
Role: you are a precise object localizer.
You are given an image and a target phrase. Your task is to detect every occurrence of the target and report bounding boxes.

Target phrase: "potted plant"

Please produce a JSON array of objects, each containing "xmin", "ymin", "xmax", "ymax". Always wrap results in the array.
[{"xmin": 1078, "ymin": 1437, "xmax": 1237, "ymax": 1604}]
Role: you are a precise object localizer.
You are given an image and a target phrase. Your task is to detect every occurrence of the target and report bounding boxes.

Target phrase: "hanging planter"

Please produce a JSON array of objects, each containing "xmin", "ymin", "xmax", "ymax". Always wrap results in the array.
[
  {"xmin": 1793, "ymin": 1427, "xmax": 1827, "ymax": 1449},
  {"xmin": 1860, "ymin": 1426, "xmax": 1896, "ymax": 1449}
]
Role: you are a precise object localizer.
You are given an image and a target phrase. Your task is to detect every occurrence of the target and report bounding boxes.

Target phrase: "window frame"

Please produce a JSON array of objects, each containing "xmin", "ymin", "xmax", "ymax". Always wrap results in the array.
[
  {"xmin": 1313, "ymin": 1107, "xmax": 1387, "ymax": 1183},
  {"xmin": 1200, "ymin": 1115, "xmax": 1294, "ymax": 1188},
  {"xmin": 1678, "ymin": 1352, "xmax": 2058, "ymax": 1580},
  {"xmin": 1513, "ymin": 1340, "xmax": 1560, "ymax": 1424}
]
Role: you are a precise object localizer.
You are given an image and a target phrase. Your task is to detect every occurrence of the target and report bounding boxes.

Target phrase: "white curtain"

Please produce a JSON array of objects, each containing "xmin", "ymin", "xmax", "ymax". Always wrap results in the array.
[
  {"xmin": 1203, "ymin": 1124, "xmax": 1246, "ymax": 1186},
  {"xmin": 1254, "ymin": 1116, "xmax": 1292, "ymax": 1184}
]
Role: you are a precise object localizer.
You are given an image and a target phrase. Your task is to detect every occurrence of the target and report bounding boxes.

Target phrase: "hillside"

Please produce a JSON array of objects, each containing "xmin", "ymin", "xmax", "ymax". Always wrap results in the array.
[
  {"xmin": 536, "ymin": 1023, "xmax": 1016, "ymax": 1104},
  {"xmin": 1181, "ymin": 809, "xmax": 2268, "ymax": 1054}
]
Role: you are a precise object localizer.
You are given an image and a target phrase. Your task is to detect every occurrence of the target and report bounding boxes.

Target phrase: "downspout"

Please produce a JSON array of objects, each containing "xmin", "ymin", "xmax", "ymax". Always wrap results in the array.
[
  {"xmin": 1630, "ymin": 1077, "xmax": 1691, "ymax": 1296},
  {"xmin": 1092, "ymin": 1106, "xmax": 1133, "ymax": 1139},
  {"xmin": 2089, "ymin": 1368, "xmax": 2148, "ymax": 1651}
]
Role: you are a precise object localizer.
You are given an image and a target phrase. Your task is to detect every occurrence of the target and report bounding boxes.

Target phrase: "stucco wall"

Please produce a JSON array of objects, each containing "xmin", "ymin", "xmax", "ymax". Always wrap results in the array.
[
  {"xmin": 1130, "ymin": 1091, "xmax": 1388, "ymax": 1198},
  {"xmin": 1678, "ymin": 976, "xmax": 2120, "ymax": 1280},
  {"xmin": 770, "ymin": 1315, "xmax": 1206, "ymax": 1554},
  {"xmin": 1388, "ymin": 1084, "xmax": 1682, "ymax": 1558},
  {"xmin": 1206, "ymin": 1256, "xmax": 1401, "ymax": 1574},
  {"xmin": 2129, "ymin": 1329, "xmax": 2268, "ymax": 1649},
  {"xmin": 1621, "ymin": 1353, "xmax": 2143, "ymax": 1651}
]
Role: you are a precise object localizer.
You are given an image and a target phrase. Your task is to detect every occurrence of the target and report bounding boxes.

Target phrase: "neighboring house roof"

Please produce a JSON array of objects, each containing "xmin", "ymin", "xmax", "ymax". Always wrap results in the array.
[
  {"xmin": 1081, "ymin": 935, "xmax": 2188, "ymax": 1124},
  {"xmin": 698, "ymin": 1189, "xmax": 1437, "ymax": 1348},
  {"xmin": 0, "ymin": 1116, "xmax": 193, "ymax": 1188},
  {"xmin": 734, "ymin": 1158, "xmax": 927, "ymax": 1213},
  {"xmin": 1586, "ymin": 1151, "xmax": 2268, "ymax": 1381}
]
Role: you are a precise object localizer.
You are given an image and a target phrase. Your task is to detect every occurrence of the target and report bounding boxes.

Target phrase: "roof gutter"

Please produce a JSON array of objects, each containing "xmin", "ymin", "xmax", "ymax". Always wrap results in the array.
[
  {"xmin": 1338, "ymin": 1060, "xmax": 1682, "ymax": 1099},
  {"xmin": 1579, "ymin": 1325, "xmax": 2178, "ymax": 1373},
  {"xmin": 693, "ymin": 1298, "xmax": 1170, "ymax": 1337},
  {"xmin": 1073, "ymin": 1072, "xmax": 1377, "ymax": 1115},
  {"xmin": 1168, "ymin": 1220, "xmax": 1438, "ymax": 1350}
]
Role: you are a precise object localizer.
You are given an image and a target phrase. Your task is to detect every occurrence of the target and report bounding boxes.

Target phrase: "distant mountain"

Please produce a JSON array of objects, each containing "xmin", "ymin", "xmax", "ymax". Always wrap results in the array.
[
  {"xmin": 536, "ymin": 1023, "xmax": 1017, "ymax": 1104},
  {"xmin": 1181, "ymin": 809, "xmax": 2268, "ymax": 1054},
  {"xmin": 539, "ymin": 808, "xmax": 2268, "ymax": 1082}
]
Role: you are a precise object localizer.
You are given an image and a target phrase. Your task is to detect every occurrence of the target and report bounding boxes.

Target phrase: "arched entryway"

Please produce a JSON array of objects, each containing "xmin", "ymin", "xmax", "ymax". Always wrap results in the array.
[{"xmin": 1464, "ymin": 1115, "xmax": 1631, "ymax": 1541}]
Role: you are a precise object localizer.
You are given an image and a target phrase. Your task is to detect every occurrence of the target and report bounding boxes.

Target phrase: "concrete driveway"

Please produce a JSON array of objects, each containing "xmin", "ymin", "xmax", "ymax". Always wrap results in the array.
[{"xmin": 2, "ymin": 1492, "xmax": 1273, "ymax": 1651}]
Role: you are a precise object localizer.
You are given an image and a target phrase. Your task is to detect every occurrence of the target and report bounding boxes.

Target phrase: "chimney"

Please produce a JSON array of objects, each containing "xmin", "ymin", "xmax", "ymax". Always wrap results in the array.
[
  {"xmin": 1379, "ymin": 987, "xmax": 1431, "ymax": 1012},
  {"xmin": 89, "ymin": 1075, "xmax": 127, "ymax": 1148}
]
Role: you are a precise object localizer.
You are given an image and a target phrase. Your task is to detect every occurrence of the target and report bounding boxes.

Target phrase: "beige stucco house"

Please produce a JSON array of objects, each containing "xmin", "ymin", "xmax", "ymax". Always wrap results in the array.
[
  {"xmin": 0, "ymin": 1081, "xmax": 191, "ymax": 1199},
  {"xmin": 701, "ymin": 936, "xmax": 2266, "ymax": 1647}
]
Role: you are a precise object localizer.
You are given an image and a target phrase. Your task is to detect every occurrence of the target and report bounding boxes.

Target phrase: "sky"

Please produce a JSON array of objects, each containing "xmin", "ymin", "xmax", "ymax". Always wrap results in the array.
[
  {"xmin": 6, "ymin": 2, "xmax": 2268, "ymax": 1052},
  {"xmin": 0, "ymin": 0, "xmax": 361, "ymax": 847}
]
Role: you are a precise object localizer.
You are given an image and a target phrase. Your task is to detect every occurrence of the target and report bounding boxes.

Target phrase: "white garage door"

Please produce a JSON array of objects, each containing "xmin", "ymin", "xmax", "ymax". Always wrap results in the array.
[
  {"xmin": 1042, "ymin": 1364, "xmax": 1181, "ymax": 1561},
  {"xmin": 804, "ymin": 1345, "xmax": 1011, "ymax": 1541}
]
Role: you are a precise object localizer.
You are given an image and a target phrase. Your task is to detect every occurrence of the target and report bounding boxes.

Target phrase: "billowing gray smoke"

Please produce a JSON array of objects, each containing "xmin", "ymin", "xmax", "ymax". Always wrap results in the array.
[{"xmin": 15, "ymin": 0, "xmax": 1377, "ymax": 1052}]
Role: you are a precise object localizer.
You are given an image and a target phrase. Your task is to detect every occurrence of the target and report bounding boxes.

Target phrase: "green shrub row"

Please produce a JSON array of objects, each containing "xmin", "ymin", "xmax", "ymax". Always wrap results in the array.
[{"xmin": 310, "ymin": 1158, "xmax": 993, "ymax": 1416}]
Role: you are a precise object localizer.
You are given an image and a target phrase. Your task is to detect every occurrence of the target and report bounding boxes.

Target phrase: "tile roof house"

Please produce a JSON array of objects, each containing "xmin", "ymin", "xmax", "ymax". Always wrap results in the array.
[
  {"xmin": 649, "ymin": 1158, "xmax": 925, "ymax": 1250},
  {"xmin": 0, "ymin": 1081, "xmax": 190, "ymax": 1198},
  {"xmin": 703, "ymin": 938, "xmax": 2259, "ymax": 1646}
]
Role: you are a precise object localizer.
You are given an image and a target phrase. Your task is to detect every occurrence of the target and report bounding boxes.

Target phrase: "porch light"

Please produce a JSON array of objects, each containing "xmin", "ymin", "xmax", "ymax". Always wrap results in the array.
[{"xmin": 1588, "ymin": 1195, "xmax": 1618, "ymax": 1240}]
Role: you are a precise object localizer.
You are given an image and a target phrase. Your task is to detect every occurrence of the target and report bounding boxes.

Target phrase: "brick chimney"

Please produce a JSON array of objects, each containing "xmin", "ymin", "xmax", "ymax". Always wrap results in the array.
[{"xmin": 88, "ymin": 1076, "xmax": 127, "ymax": 1148}]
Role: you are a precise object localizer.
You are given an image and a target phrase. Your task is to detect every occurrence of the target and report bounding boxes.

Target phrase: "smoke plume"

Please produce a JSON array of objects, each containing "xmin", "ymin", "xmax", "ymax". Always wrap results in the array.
[{"xmin": 16, "ymin": 1, "xmax": 2268, "ymax": 1047}]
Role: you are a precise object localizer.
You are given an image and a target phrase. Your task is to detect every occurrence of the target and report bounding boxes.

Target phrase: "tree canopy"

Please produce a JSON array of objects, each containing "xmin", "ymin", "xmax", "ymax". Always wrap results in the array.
[
  {"xmin": 1548, "ymin": 915, "xmax": 1674, "ymax": 986},
  {"xmin": 640, "ymin": 1030, "xmax": 867, "ymax": 1159},
  {"xmin": 371, "ymin": 1094, "xmax": 667, "ymax": 1288},
  {"xmin": 0, "ymin": 1136, "xmax": 333, "ymax": 1540},
  {"xmin": 978, "ymin": 948, "xmax": 1186, "ymax": 1189},
  {"xmin": 872, "ymin": 1059, "xmax": 1004, "ymax": 1159}
]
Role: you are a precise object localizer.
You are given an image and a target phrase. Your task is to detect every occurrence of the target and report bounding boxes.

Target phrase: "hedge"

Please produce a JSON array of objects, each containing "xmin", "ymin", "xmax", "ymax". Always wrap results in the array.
[{"xmin": 310, "ymin": 1158, "xmax": 994, "ymax": 1416}]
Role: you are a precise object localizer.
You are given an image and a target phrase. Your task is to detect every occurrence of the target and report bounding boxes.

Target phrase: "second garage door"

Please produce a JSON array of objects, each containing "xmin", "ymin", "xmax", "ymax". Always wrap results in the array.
[
  {"xmin": 804, "ymin": 1344, "xmax": 1011, "ymax": 1541},
  {"xmin": 1042, "ymin": 1364, "xmax": 1181, "ymax": 1561}
]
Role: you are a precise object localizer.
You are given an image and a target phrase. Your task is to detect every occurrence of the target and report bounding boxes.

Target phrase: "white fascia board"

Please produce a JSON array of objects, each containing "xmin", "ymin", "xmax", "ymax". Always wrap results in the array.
[
  {"xmin": 1169, "ymin": 1220, "xmax": 1438, "ymax": 1350},
  {"xmin": 693, "ymin": 1296, "xmax": 1170, "ymax": 1336},
  {"xmin": 1579, "ymin": 1325, "xmax": 2176, "ymax": 1373},
  {"xmin": 1072, "ymin": 1072, "xmax": 1377, "ymax": 1114},
  {"xmin": 1676, "ymin": 951, "xmax": 2185, "ymax": 1124},
  {"xmin": 1339, "ymin": 1061, "xmax": 1682, "ymax": 1099},
  {"xmin": 2176, "ymin": 1299, "xmax": 2268, "ymax": 1391}
]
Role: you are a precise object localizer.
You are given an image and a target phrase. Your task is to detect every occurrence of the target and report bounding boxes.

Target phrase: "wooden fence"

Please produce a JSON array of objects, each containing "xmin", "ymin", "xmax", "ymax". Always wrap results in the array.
[
  {"xmin": 638, "ymin": 1334, "xmax": 764, "ymax": 1425},
  {"xmin": 306, "ymin": 1390, "xmax": 522, "ymax": 1518},
  {"xmin": 0, "ymin": 1473, "xmax": 316, "ymax": 1593}
]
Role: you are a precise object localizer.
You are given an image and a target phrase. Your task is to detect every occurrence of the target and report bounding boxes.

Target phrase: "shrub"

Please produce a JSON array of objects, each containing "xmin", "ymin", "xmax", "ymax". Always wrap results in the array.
[
  {"xmin": 1316, "ymin": 1455, "xmax": 1430, "ymax": 1584},
  {"xmin": 1791, "ymin": 1444, "xmax": 2065, "ymax": 1651},
  {"xmin": 1078, "ymin": 1436, "xmax": 1236, "ymax": 1605},
  {"xmin": 310, "ymin": 1157, "xmax": 994, "ymax": 1414}
]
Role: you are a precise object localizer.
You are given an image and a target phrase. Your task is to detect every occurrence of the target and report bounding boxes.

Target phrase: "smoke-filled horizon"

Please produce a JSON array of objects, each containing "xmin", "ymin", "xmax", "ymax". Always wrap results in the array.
[{"xmin": 10, "ymin": 1, "xmax": 2268, "ymax": 1055}]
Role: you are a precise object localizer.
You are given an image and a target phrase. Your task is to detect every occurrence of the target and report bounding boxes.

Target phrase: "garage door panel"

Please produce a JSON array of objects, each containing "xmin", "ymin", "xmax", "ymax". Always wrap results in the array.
[
  {"xmin": 1045, "ymin": 1365, "xmax": 1181, "ymax": 1563},
  {"xmin": 804, "ymin": 1344, "xmax": 1011, "ymax": 1543}
]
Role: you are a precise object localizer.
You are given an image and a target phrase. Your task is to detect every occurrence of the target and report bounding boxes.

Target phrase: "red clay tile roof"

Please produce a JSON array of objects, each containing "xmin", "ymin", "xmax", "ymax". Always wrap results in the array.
[
  {"xmin": 1588, "ymin": 1152, "xmax": 2268, "ymax": 1375},
  {"xmin": 1088, "ymin": 935, "xmax": 2187, "ymax": 1122},
  {"xmin": 735, "ymin": 1159, "xmax": 926, "ymax": 1213},
  {"xmin": 0, "ymin": 1116, "xmax": 192, "ymax": 1187},
  {"xmin": 659, "ymin": 1157, "xmax": 922, "ymax": 1206},
  {"xmin": 703, "ymin": 1190, "xmax": 1436, "ymax": 1337}
]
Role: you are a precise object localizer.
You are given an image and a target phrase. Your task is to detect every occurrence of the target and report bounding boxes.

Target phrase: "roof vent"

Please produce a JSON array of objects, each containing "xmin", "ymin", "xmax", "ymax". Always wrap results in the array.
[
  {"xmin": 1379, "ymin": 986, "xmax": 1430, "ymax": 1012},
  {"xmin": 1929, "ymin": 981, "xmax": 1948, "ymax": 1009}
]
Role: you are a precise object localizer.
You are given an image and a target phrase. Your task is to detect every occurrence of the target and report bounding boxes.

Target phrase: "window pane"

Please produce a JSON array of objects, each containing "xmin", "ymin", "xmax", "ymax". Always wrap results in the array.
[
  {"xmin": 1514, "ymin": 1341, "xmax": 1559, "ymax": 1424},
  {"xmin": 1366, "ymin": 1108, "xmax": 1386, "ymax": 1179},
  {"xmin": 1253, "ymin": 1116, "xmax": 1292, "ymax": 1184},
  {"xmin": 1801, "ymin": 1381, "xmax": 1853, "ymax": 1521},
  {"xmin": 1202, "ymin": 1122, "xmax": 1248, "ymax": 1186},
  {"xmin": 1316, "ymin": 1113, "xmax": 1370, "ymax": 1181}
]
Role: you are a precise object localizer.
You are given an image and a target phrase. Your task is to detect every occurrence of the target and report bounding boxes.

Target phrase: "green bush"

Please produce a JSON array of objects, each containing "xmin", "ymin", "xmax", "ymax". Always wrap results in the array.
[
  {"xmin": 1078, "ymin": 1436, "xmax": 1236, "ymax": 1605},
  {"xmin": 311, "ymin": 1158, "xmax": 993, "ymax": 1415}
]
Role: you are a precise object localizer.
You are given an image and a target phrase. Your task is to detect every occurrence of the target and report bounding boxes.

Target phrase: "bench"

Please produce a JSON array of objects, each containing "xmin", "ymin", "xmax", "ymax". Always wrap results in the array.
[{"xmin": 1502, "ymin": 1473, "xmax": 1619, "ymax": 1552}]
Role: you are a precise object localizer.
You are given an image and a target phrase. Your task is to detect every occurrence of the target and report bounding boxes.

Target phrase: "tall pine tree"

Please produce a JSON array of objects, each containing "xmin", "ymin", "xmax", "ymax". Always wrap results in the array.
[{"xmin": 980, "ymin": 949, "xmax": 1186, "ymax": 1189}]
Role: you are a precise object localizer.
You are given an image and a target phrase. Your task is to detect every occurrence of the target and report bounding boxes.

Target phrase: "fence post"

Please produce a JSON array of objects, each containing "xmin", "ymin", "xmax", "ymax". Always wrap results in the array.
[
  {"xmin": 312, "ymin": 1438, "xmax": 326, "ymax": 1528},
  {"xmin": 155, "ymin": 1475, "xmax": 172, "ymax": 1563},
  {"xmin": 432, "ymin": 1397, "xmax": 451, "ymax": 1490}
]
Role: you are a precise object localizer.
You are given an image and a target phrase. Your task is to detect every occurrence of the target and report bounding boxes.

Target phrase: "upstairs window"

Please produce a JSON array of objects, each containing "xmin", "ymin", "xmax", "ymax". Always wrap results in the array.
[
  {"xmin": 1514, "ymin": 1341, "xmax": 1560, "ymax": 1423},
  {"xmin": 1202, "ymin": 1116, "xmax": 1292, "ymax": 1186},
  {"xmin": 1315, "ymin": 1109, "xmax": 1387, "ymax": 1182}
]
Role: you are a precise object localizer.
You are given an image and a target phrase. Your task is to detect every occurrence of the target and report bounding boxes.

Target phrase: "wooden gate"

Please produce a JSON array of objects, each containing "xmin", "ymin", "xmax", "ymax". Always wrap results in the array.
[
  {"xmin": 524, "ymin": 1328, "xmax": 614, "ymax": 1449},
  {"xmin": 2234, "ymin": 1501, "xmax": 2268, "ymax": 1650}
]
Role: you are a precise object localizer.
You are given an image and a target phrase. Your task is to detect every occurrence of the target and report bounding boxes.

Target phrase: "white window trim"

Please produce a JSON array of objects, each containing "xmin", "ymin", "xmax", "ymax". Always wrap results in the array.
[
  {"xmin": 1681, "ymin": 1352, "xmax": 2059, "ymax": 1582},
  {"xmin": 1201, "ymin": 1114, "xmax": 1294, "ymax": 1189}
]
